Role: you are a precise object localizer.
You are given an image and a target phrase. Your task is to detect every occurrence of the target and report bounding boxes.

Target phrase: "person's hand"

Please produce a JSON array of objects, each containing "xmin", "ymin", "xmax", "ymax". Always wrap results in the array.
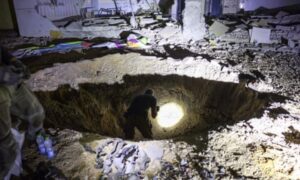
[{"xmin": 10, "ymin": 59, "xmax": 31, "ymax": 79}]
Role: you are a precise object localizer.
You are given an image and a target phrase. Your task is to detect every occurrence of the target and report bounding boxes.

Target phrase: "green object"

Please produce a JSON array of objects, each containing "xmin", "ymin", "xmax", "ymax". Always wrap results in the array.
[
  {"xmin": 139, "ymin": 37, "xmax": 148, "ymax": 45},
  {"xmin": 21, "ymin": 46, "xmax": 39, "ymax": 50},
  {"xmin": 62, "ymin": 41, "xmax": 82, "ymax": 45}
]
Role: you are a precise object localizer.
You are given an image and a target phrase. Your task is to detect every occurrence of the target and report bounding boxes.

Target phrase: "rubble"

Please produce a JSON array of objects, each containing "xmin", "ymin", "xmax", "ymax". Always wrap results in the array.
[
  {"xmin": 2, "ymin": 3, "xmax": 300, "ymax": 179},
  {"xmin": 250, "ymin": 27, "xmax": 272, "ymax": 44},
  {"xmin": 209, "ymin": 21, "xmax": 230, "ymax": 37},
  {"xmin": 182, "ymin": 0, "xmax": 206, "ymax": 41},
  {"xmin": 218, "ymin": 28, "xmax": 249, "ymax": 42}
]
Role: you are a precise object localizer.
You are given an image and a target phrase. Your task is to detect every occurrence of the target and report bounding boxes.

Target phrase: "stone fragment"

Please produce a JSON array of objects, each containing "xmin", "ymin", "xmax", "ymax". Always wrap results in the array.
[
  {"xmin": 209, "ymin": 21, "xmax": 230, "ymax": 37},
  {"xmin": 250, "ymin": 27, "xmax": 271, "ymax": 44}
]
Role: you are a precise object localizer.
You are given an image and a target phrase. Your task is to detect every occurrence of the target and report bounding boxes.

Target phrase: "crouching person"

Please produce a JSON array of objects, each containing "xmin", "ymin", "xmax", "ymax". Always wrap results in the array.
[{"xmin": 0, "ymin": 46, "xmax": 45, "ymax": 179}]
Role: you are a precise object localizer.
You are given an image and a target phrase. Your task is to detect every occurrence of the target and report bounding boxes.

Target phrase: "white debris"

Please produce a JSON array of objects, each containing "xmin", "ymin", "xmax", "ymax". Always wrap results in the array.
[{"xmin": 250, "ymin": 27, "xmax": 272, "ymax": 44}]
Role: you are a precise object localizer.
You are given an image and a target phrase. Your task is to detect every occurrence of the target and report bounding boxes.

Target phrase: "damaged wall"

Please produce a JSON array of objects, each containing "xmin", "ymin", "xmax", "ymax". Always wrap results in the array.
[
  {"xmin": 13, "ymin": 0, "xmax": 157, "ymax": 37},
  {"xmin": 14, "ymin": 0, "xmax": 59, "ymax": 37},
  {"xmin": 91, "ymin": 0, "xmax": 157, "ymax": 14},
  {"xmin": 244, "ymin": 0, "xmax": 300, "ymax": 11},
  {"xmin": 35, "ymin": 0, "xmax": 83, "ymax": 21},
  {"xmin": 222, "ymin": 0, "xmax": 240, "ymax": 14}
]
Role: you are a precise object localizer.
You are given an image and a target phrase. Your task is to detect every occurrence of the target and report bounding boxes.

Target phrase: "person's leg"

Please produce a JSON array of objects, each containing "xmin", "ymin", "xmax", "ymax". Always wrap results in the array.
[
  {"xmin": 10, "ymin": 83, "xmax": 45, "ymax": 140},
  {"xmin": 124, "ymin": 116, "xmax": 135, "ymax": 139},
  {"xmin": 0, "ymin": 85, "xmax": 18, "ymax": 179},
  {"xmin": 136, "ymin": 116, "xmax": 153, "ymax": 139}
]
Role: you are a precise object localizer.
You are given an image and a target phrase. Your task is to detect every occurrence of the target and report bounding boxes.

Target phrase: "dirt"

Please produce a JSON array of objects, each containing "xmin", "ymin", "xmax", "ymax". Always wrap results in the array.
[{"xmin": 36, "ymin": 74, "xmax": 287, "ymax": 139}]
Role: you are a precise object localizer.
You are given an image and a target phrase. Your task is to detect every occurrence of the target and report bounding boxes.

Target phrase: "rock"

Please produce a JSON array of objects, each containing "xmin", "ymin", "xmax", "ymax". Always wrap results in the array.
[
  {"xmin": 250, "ymin": 27, "xmax": 272, "ymax": 44},
  {"xmin": 209, "ymin": 21, "xmax": 230, "ymax": 37}
]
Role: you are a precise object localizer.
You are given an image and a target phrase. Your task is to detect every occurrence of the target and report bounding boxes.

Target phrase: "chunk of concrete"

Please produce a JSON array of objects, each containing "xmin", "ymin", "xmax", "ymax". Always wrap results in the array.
[
  {"xmin": 288, "ymin": 40, "xmax": 300, "ymax": 48},
  {"xmin": 182, "ymin": 0, "xmax": 206, "ymax": 41},
  {"xmin": 251, "ymin": 19, "xmax": 270, "ymax": 27},
  {"xmin": 209, "ymin": 21, "xmax": 229, "ymax": 37},
  {"xmin": 15, "ymin": 9, "xmax": 58, "ymax": 37},
  {"xmin": 222, "ymin": 0, "xmax": 240, "ymax": 14},
  {"xmin": 275, "ymin": 11, "xmax": 290, "ymax": 19},
  {"xmin": 250, "ymin": 27, "xmax": 271, "ymax": 44}
]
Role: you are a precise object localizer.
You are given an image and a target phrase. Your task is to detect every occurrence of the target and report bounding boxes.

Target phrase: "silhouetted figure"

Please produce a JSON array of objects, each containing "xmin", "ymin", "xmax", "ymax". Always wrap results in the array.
[{"xmin": 123, "ymin": 89, "xmax": 159, "ymax": 139}]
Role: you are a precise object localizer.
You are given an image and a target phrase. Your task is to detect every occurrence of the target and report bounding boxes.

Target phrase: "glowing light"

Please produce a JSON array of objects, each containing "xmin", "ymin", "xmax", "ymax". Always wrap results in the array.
[
  {"xmin": 240, "ymin": 3, "xmax": 245, "ymax": 9},
  {"xmin": 157, "ymin": 102, "xmax": 184, "ymax": 128}
]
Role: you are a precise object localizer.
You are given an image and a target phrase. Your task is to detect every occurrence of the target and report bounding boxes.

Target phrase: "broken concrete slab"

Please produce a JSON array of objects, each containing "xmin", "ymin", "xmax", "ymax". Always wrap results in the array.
[
  {"xmin": 61, "ymin": 25, "xmax": 130, "ymax": 39},
  {"xmin": 64, "ymin": 21, "xmax": 82, "ymax": 31},
  {"xmin": 272, "ymin": 14, "xmax": 300, "ymax": 25},
  {"xmin": 218, "ymin": 28, "xmax": 250, "ymax": 43},
  {"xmin": 251, "ymin": 19, "xmax": 270, "ymax": 27},
  {"xmin": 288, "ymin": 40, "xmax": 300, "ymax": 48},
  {"xmin": 288, "ymin": 32, "xmax": 300, "ymax": 41},
  {"xmin": 235, "ymin": 24, "xmax": 248, "ymax": 30},
  {"xmin": 275, "ymin": 25, "xmax": 295, "ymax": 31},
  {"xmin": 82, "ymin": 18, "xmax": 126, "ymax": 27},
  {"xmin": 222, "ymin": 0, "xmax": 240, "ymax": 14},
  {"xmin": 275, "ymin": 11, "xmax": 290, "ymax": 19},
  {"xmin": 138, "ymin": 17, "xmax": 157, "ymax": 27},
  {"xmin": 250, "ymin": 27, "xmax": 272, "ymax": 44},
  {"xmin": 15, "ymin": 9, "xmax": 59, "ymax": 37},
  {"xmin": 209, "ymin": 21, "xmax": 230, "ymax": 37}
]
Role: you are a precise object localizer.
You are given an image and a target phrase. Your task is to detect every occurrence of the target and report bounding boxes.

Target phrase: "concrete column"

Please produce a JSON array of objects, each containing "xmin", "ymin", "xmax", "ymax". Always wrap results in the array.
[
  {"xmin": 171, "ymin": 0, "xmax": 178, "ymax": 21},
  {"xmin": 182, "ymin": 0, "xmax": 206, "ymax": 41}
]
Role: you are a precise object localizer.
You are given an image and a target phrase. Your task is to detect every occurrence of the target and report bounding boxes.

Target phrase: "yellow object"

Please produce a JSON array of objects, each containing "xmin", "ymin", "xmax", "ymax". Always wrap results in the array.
[
  {"xmin": 50, "ymin": 30, "xmax": 62, "ymax": 40},
  {"xmin": 209, "ymin": 40, "xmax": 217, "ymax": 47}
]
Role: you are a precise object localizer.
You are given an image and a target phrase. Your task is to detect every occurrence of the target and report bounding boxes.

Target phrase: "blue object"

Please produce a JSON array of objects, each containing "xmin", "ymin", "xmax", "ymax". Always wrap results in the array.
[
  {"xmin": 36, "ymin": 134, "xmax": 46, "ymax": 155},
  {"xmin": 38, "ymin": 144, "xmax": 47, "ymax": 154},
  {"xmin": 44, "ymin": 137, "xmax": 55, "ymax": 159},
  {"xmin": 47, "ymin": 148, "xmax": 55, "ymax": 159}
]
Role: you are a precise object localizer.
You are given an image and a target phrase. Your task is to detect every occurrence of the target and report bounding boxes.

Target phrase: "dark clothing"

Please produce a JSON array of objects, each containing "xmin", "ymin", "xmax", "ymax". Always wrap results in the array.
[
  {"xmin": 0, "ymin": 46, "xmax": 14, "ymax": 65},
  {"xmin": 0, "ymin": 46, "xmax": 30, "ymax": 85},
  {"xmin": 124, "ymin": 94, "xmax": 157, "ymax": 139},
  {"xmin": 124, "ymin": 114, "xmax": 153, "ymax": 139}
]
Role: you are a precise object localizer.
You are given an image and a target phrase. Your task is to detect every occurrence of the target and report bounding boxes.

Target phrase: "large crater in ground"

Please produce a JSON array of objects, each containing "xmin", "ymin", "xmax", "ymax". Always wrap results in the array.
[{"xmin": 36, "ymin": 74, "xmax": 285, "ymax": 139}]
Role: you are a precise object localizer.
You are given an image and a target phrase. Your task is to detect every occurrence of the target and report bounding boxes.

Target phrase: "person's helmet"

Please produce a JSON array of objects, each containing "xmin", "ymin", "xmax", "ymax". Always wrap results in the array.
[{"xmin": 144, "ymin": 89, "xmax": 153, "ymax": 95}]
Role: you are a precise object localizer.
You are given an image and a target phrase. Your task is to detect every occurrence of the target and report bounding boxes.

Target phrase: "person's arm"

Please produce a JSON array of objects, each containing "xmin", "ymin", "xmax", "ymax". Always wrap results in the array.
[{"xmin": 150, "ymin": 98, "xmax": 158, "ymax": 118}]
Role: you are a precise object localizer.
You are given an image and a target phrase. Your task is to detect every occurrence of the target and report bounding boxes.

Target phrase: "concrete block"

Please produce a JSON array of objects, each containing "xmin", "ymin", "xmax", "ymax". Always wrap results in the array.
[
  {"xmin": 288, "ymin": 40, "xmax": 300, "ymax": 48},
  {"xmin": 222, "ymin": 0, "xmax": 240, "ymax": 14},
  {"xmin": 275, "ymin": 25, "xmax": 295, "ymax": 31},
  {"xmin": 275, "ymin": 11, "xmax": 290, "ymax": 19},
  {"xmin": 250, "ymin": 27, "xmax": 271, "ymax": 44},
  {"xmin": 209, "ymin": 21, "xmax": 229, "ymax": 36},
  {"xmin": 182, "ymin": 0, "xmax": 206, "ymax": 41},
  {"xmin": 290, "ymin": 32, "xmax": 300, "ymax": 40}
]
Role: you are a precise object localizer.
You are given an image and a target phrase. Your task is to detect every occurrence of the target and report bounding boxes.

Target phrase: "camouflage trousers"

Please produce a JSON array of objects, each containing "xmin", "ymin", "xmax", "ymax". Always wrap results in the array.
[{"xmin": 0, "ymin": 83, "xmax": 44, "ymax": 179}]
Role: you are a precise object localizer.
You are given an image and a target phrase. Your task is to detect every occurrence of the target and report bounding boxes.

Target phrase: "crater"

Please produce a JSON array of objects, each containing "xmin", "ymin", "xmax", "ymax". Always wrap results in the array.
[{"xmin": 36, "ymin": 74, "xmax": 286, "ymax": 139}]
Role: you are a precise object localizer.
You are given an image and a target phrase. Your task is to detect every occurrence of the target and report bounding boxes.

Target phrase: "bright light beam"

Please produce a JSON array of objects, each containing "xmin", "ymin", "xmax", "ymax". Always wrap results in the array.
[{"xmin": 157, "ymin": 102, "xmax": 184, "ymax": 128}]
